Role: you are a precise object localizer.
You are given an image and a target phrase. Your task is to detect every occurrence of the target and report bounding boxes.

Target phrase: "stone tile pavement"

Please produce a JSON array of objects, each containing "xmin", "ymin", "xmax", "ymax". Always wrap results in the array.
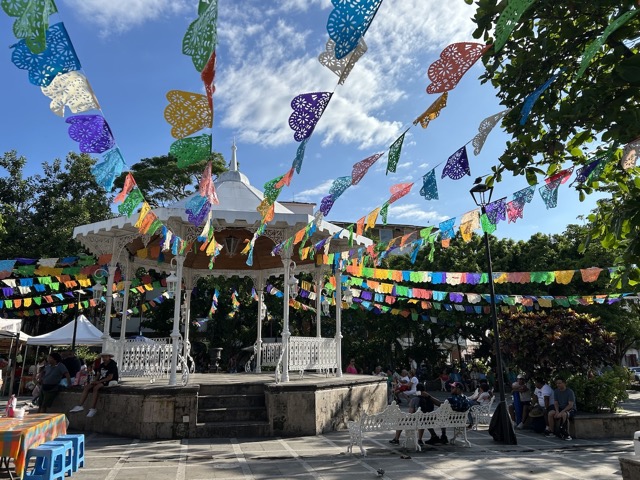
[
  {"xmin": 2, "ymin": 426, "xmax": 629, "ymax": 480},
  {"xmin": 3, "ymin": 388, "xmax": 640, "ymax": 479}
]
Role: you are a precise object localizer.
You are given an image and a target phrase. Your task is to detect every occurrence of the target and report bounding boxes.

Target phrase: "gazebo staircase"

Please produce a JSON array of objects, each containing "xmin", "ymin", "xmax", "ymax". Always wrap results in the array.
[{"xmin": 195, "ymin": 383, "xmax": 270, "ymax": 437}]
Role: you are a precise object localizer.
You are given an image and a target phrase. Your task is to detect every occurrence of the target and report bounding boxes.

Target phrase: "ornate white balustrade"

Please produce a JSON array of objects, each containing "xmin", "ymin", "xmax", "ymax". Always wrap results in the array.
[
  {"xmin": 261, "ymin": 342, "xmax": 283, "ymax": 367},
  {"xmin": 288, "ymin": 337, "xmax": 338, "ymax": 374},
  {"xmin": 114, "ymin": 337, "xmax": 173, "ymax": 379}
]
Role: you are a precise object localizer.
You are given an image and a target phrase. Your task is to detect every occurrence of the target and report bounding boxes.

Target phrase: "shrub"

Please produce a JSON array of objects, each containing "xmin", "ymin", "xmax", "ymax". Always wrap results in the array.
[{"xmin": 566, "ymin": 366, "xmax": 629, "ymax": 413}]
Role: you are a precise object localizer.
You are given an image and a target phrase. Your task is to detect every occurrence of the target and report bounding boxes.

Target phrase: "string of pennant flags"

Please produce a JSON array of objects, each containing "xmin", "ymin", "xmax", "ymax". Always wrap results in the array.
[
  {"xmin": 4, "ymin": 0, "xmax": 640, "ymax": 278},
  {"xmin": 2, "ymin": 0, "xmax": 226, "ymax": 269},
  {"xmin": 268, "ymin": 147, "xmax": 616, "ymax": 273}
]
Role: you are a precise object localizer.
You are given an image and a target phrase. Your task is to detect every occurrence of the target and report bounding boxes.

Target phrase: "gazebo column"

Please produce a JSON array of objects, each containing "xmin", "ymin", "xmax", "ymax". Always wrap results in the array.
[
  {"xmin": 281, "ymin": 255, "xmax": 292, "ymax": 383},
  {"xmin": 335, "ymin": 266, "xmax": 343, "ymax": 377},
  {"xmin": 117, "ymin": 260, "xmax": 133, "ymax": 367},
  {"xmin": 183, "ymin": 287, "xmax": 193, "ymax": 372},
  {"xmin": 169, "ymin": 255, "xmax": 185, "ymax": 386},
  {"xmin": 101, "ymin": 263, "xmax": 117, "ymax": 350},
  {"xmin": 314, "ymin": 269, "xmax": 323, "ymax": 338},
  {"xmin": 255, "ymin": 273, "xmax": 265, "ymax": 373}
]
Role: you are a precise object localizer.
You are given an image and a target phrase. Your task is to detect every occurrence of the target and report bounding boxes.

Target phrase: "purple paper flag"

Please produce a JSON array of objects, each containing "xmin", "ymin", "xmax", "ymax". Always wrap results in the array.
[
  {"xmin": 441, "ymin": 146, "xmax": 470, "ymax": 180},
  {"xmin": 288, "ymin": 92, "xmax": 333, "ymax": 142},
  {"xmin": 485, "ymin": 198, "xmax": 507, "ymax": 225},
  {"xmin": 66, "ymin": 115, "xmax": 115, "ymax": 153},
  {"xmin": 319, "ymin": 195, "xmax": 336, "ymax": 216}
]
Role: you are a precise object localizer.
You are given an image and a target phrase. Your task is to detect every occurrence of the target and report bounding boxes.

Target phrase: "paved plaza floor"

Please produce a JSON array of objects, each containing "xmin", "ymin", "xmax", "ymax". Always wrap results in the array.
[
  {"xmin": 3, "ymin": 389, "xmax": 640, "ymax": 479},
  {"xmin": 1, "ymin": 426, "xmax": 628, "ymax": 480}
]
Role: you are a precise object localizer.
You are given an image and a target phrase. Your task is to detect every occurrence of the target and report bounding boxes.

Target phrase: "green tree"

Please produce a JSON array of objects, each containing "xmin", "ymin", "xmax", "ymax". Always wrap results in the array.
[
  {"xmin": 498, "ymin": 309, "xmax": 617, "ymax": 377},
  {"xmin": 113, "ymin": 153, "xmax": 227, "ymax": 207},
  {"xmin": 0, "ymin": 151, "xmax": 112, "ymax": 258},
  {"xmin": 468, "ymin": 0, "xmax": 640, "ymax": 284}
]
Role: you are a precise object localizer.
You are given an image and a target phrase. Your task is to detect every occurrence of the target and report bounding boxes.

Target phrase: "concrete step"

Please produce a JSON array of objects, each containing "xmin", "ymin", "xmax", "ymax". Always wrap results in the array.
[
  {"xmin": 195, "ymin": 420, "xmax": 271, "ymax": 438},
  {"xmin": 198, "ymin": 394, "xmax": 265, "ymax": 409},
  {"xmin": 197, "ymin": 406, "xmax": 267, "ymax": 423},
  {"xmin": 198, "ymin": 383, "xmax": 265, "ymax": 396}
]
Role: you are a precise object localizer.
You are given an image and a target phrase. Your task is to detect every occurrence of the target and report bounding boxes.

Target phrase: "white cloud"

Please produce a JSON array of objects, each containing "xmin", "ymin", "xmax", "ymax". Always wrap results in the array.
[
  {"xmin": 215, "ymin": 0, "xmax": 475, "ymax": 150},
  {"xmin": 62, "ymin": 0, "xmax": 190, "ymax": 34},
  {"xmin": 296, "ymin": 179, "xmax": 334, "ymax": 200},
  {"xmin": 418, "ymin": 162, "xmax": 430, "ymax": 169},
  {"xmin": 388, "ymin": 203, "xmax": 444, "ymax": 224}
]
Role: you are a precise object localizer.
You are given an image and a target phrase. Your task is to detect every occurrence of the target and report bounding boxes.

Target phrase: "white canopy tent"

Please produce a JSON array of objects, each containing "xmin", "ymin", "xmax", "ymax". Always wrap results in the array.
[
  {"xmin": 27, "ymin": 314, "xmax": 102, "ymax": 346},
  {"xmin": 0, "ymin": 318, "xmax": 30, "ymax": 342},
  {"xmin": 0, "ymin": 318, "xmax": 30, "ymax": 396}
]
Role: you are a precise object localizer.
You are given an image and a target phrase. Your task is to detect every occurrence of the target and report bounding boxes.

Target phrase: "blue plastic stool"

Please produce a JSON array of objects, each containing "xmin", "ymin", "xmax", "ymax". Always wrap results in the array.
[
  {"xmin": 23, "ymin": 444, "xmax": 67, "ymax": 480},
  {"xmin": 39, "ymin": 439, "xmax": 73, "ymax": 477},
  {"xmin": 53, "ymin": 434, "xmax": 85, "ymax": 472}
]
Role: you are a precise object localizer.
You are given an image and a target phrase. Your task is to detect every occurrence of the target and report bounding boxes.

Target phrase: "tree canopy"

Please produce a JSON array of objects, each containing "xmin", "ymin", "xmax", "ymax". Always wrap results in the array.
[
  {"xmin": 0, "ymin": 150, "xmax": 112, "ymax": 259},
  {"xmin": 113, "ymin": 153, "xmax": 226, "ymax": 207},
  {"xmin": 468, "ymin": 0, "xmax": 640, "ymax": 284}
]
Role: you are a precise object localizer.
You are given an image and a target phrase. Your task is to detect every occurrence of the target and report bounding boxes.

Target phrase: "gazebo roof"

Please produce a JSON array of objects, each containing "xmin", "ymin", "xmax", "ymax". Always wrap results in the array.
[{"xmin": 73, "ymin": 143, "xmax": 372, "ymax": 276}]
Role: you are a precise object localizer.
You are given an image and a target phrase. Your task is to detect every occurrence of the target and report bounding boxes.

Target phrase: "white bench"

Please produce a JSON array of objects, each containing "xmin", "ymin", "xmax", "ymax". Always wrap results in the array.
[
  {"xmin": 469, "ymin": 396, "xmax": 495, "ymax": 430},
  {"xmin": 347, "ymin": 400, "xmax": 470, "ymax": 456}
]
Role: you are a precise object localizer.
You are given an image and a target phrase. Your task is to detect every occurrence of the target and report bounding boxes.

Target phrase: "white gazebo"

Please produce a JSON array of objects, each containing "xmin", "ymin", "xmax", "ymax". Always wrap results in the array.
[{"xmin": 72, "ymin": 143, "xmax": 372, "ymax": 385}]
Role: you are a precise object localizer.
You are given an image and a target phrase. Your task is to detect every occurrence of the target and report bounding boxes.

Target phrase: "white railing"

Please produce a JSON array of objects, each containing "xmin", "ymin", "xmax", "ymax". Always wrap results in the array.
[
  {"xmin": 118, "ymin": 337, "xmax": 173, "ymax": 379},
  {"xmin": 288, "ymin": 336, "xmax": 337, "ymax": 374},
  {"xmin": 261, "ymin": 342, "xmax": 283, "ymax": 367}
]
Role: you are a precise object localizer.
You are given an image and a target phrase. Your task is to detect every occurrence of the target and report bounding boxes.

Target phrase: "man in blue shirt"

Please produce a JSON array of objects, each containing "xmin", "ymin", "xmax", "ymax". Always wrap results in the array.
[{"xmin": 423, "ymin": 381, "xmax": 470, "ymax": 444}]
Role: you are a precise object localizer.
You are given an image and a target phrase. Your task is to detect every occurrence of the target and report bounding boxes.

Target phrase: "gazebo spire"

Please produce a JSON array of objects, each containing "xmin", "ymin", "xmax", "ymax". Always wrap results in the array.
[{"xmin": 230, "ymin": 138, "xmax": 238, "ymax": 171}]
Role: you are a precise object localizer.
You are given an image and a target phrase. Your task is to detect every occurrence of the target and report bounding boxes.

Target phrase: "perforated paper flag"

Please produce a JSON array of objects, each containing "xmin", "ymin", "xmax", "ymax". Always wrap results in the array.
[
  {"xmin": 288, "ymin": 92, "xmax": 332, "ymax": 142},
  {"xmin": 164, "ymin": 90, "xmax": 212, "ymax": 139},
  {"xmin": 2, "ymin": 0, "xmax": 58, "ymax": 54},
  {"xmin": 182, "ymin": 0, "xmax": 218, "ymax": 72},
  {"xmin": 11, "ymin": 22, "xmax": 80, "ymax": 87},
  {"xmin": 326, "ymin": 0, "xmax": 382, "ymax": 59},
  {"xmin": 426, "ymin": 43, "xmax": 491, "ymax": 93}
]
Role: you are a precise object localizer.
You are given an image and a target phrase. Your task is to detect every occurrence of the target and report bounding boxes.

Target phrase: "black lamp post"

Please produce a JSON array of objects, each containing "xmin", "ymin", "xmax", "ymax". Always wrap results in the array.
[{"xmin": 470, "ymin": 180, "xmax": 517, "ymax": 445}]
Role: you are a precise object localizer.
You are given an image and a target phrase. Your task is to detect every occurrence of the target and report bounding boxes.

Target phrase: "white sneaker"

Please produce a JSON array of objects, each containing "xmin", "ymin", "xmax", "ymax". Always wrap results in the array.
[
  {"xmin": 87, "ymin": 408, "xmax": 97, "ymax": 418},
  {"xmin": 516, "ymin": 422, "xmax": 524, "ymax": 429},
  {"xmin": 69, "ymin": 405, "xmax": 84, "ymax": 413}
]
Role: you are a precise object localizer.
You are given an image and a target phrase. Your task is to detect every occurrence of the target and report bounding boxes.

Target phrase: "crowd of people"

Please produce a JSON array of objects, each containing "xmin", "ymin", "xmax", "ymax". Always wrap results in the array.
[
  {"xmin": 346, "ymin": 357, "xmax": 576, "ymax": 441},
  {"xmin": 0, "ymin": 348, "xmax": 119, "ymax": 418}
]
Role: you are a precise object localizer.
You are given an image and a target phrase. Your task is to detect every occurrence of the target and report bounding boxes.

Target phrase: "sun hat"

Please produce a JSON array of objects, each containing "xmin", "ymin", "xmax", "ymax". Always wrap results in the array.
[
  {"xmin": 99, "ymin": 351, "xmax": 115, "ymax": 357},
  {"xmin": 449, "ymin": 381, "xmax": 464, "ymax": 390}
]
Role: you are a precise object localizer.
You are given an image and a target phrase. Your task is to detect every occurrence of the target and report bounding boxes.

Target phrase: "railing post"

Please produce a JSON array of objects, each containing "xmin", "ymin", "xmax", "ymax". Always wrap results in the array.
[
  {"xmin": 169, "ymin": 255, "xmax": 184, "ymax": 386},
  {"xmin": 101, "ymin": 264, "xmax": 117, "ymax": 351},
  {"xmin": 256, "ymin": 274, "xmax": 264, "ymax": 373},
  {"xmin": 281, "ymin": 256, "xmax": 291, "ymax": 383}
]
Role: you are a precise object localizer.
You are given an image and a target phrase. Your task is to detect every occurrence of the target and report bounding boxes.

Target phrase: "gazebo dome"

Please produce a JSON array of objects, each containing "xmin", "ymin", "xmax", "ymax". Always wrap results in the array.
[{"xmin": 73, "ymin": 142, "xmax": 372, "ymax": 275}]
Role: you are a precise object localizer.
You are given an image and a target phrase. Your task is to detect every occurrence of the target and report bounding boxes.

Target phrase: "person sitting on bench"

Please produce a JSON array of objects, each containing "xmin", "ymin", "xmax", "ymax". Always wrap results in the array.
[{"xmin": 69, "ymin": 351, "xmax": 119, "ymax": 418}]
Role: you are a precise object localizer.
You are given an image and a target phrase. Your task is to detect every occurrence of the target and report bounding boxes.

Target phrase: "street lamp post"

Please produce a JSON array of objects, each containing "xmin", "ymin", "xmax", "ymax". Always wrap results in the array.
[{"xmin": 470, "ymin": 181, "xmax": 517, "ymax": 445}]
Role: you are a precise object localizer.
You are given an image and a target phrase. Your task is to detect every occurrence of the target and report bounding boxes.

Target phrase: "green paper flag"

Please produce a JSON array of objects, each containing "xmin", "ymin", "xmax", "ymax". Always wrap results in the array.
[
  {"xmin": 494, "ymin": 0, "xmax": 536, "ymax": 53},
  {"xmin": 182, "ymin": 0, "xmax": 219, "ymax": 72},
  {"xmin": 2, "ymin": 0, "xmax": 58, "ymax": 54},
  {"xmin": 577, "ymin": 9, "xmax": 639, "ymax": 79},
  {"xmin": 118, "ymin": 188, "xmax": 144, "ymax": 217},
  {"xmin": 480, "ymin": 213, "xmax": 497, "ymax": 234},
  {"xmin": 380, "ymin": 202, "xmax": 389, "ymax": 225},
  {"xmin": 386, "ymin": 130, "xmax": 407, "ymax": 175},
  {"xmin": 171, "ymin": 134, "xmax": 212, "ymax": 168}
]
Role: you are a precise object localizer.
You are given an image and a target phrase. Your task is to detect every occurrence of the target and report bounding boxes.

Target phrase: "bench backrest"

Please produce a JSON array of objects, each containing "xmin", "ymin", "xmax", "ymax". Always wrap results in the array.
[{"xmin": 435, "ymin": 401, "xmax": 468, "ymax": 428}]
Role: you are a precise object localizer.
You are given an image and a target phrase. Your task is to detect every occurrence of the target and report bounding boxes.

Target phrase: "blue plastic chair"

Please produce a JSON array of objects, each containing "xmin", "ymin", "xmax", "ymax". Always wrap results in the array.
[
  {"xmin": 39, "ymin": 439, "xmax": 73, "ymax": 477},
  {"xmin": 23, "ymin": 444, "xmax": 67, "ymax": 480},
  {"xmin": 53, "ymin": 434, "xmax": 85, "ymax": 472}
]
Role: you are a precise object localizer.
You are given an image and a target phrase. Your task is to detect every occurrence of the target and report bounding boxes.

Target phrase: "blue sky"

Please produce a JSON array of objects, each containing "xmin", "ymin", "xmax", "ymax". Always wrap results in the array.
[{"xmin": 0, "ymin": 0, "xmax": 603, "ymax": 242}]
